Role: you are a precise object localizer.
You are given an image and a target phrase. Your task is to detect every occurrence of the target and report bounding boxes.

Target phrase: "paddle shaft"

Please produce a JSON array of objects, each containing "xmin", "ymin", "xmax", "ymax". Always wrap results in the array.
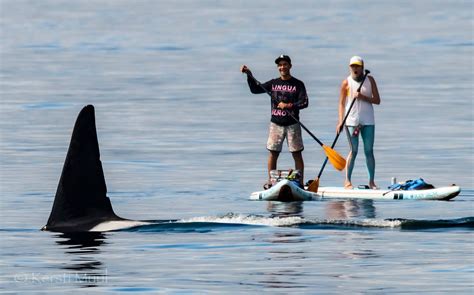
[
  {"xmin": 246, "ymin": 72, "xmax": 325, "ymax": 147},
  {"xmin": 316, "ymin": 69, "xmax": 370, "ymax": 178}
]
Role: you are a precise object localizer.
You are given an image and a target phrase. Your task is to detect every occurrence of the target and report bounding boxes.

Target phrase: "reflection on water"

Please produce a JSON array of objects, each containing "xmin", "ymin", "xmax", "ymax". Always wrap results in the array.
[
  {"xmin": 325, "ymin": 199, "xmax": 376, "ymax": 219},
  {"xmin": 338, "ymin": 232, "xmax": 381, "ymax": 261},
  {"xmin": 56, "ymin": 232, "xmax": 107, "ymax": 252},
  {"xmin": 267, "ymin": 231, "xmax": 307, "ymax": 245},
  {"xmin": 265, "ymin": 199, "xmax": 376, "ymax": 220},
  {"xmin": 54, "ymin": 232, "xmax": 108, "ymax": 287},
  {"xmin": 266, "ymin": 201, "xmax": 304, "ymax": 218},
  {"xmin": 259, "ymin": 230, "xmax": 308, "ymax": 289}
]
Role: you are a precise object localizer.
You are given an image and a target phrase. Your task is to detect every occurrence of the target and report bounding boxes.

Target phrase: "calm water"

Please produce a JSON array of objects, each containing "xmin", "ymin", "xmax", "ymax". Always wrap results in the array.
[{"xmin": 1, "ymin": 0, "xmax": 473, "ymax": 293}]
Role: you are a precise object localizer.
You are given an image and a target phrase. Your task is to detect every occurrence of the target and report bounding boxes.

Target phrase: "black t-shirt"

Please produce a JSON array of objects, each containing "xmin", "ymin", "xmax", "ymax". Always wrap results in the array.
[{"xmin": 247, "ymin": 76, "xmax": 309, "ymax": 126}]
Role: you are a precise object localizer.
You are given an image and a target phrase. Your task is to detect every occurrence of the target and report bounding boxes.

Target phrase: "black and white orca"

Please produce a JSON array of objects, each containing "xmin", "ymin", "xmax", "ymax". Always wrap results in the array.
[{"xmin": 42, "ymin": 105, "xmax": 147, "ymax": 232}]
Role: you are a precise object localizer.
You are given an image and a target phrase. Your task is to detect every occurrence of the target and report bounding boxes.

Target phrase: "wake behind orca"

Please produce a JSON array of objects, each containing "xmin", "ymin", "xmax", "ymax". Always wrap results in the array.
[
  {"xmin": 42, "ymin": 105, "xmax": 471, "ymax": 233},
  {"xmin": 42, "ymin": 105, "xmax": 147, "ymax": 232}
]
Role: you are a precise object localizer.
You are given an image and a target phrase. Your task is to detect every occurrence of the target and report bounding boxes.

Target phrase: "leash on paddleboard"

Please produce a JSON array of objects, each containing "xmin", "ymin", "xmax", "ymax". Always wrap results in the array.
[
  {"xmin": 244, "ymin": 71, "xmax": 346, "ymax": 172},
  {"xmin": 307, "ymin": 69, "xmax": 370, "ymax": 193}
]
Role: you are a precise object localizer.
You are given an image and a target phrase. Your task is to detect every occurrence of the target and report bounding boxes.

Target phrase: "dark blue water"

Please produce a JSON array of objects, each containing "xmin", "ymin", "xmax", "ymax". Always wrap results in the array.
[{"xmin": 1, "ymin": 0, "xmax": 473, "ymax": 293}]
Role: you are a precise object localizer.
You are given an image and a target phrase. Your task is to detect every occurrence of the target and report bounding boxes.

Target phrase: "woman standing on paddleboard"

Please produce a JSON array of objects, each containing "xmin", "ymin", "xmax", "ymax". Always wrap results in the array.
[{"xmin": 336, "ymin": 56, "xmax": 381, "ymax": 189}]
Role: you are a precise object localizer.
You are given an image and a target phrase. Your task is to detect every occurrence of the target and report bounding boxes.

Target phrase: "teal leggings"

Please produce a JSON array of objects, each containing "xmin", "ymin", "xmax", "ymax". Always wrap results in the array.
[{"xmin": 345, "ymin": 125, "xmax": 375, "ymax": 182}]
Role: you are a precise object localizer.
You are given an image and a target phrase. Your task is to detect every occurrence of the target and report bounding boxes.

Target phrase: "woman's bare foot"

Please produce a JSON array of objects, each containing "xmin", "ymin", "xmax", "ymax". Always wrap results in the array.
[
  {"xmin": 344, "ymin": 181, "xmax": 353, "ymax": 189},
  {"xmin": 369, "ymin": 182, "xmax": 378, "ymax": 190}
]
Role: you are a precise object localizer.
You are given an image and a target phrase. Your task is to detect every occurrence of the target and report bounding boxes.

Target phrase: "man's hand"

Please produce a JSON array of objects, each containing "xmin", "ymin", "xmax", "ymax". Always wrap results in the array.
[
  {"xmin": 277, "ymin": 102, "xmax": 293, "ymax": 109},
  {"xmin": 240, "ymin": 65, "xmax": 251, "ymax": 74}
]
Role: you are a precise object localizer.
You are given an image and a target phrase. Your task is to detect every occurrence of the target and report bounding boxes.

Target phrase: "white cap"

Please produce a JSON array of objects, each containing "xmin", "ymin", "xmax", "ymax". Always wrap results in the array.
[{"xmin": 349, "ymin": 56, "xmax": 364, "ymax": 66}]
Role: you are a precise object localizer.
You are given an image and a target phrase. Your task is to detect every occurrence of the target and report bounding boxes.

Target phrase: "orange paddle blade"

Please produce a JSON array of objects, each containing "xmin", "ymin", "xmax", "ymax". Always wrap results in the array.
[
  {"xmin": 322, "ymin": 145, "xmax": 346, "ymax": 171},
  {"xmin": 307, "ymin": 177, "xmax": 320, "ymax": 193}
]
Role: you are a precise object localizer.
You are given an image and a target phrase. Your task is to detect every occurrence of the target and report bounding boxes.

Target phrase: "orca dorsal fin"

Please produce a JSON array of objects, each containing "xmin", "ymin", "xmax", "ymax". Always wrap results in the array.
[{"xmin": 44, "ymin": 105, "xmax": 122, "ymax": 232}]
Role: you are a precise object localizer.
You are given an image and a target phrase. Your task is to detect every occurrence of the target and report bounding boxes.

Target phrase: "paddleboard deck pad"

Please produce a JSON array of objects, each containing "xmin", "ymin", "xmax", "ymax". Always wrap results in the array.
[{"xmin": 250, "ymin": 179, "xmax": 460, "ymax": 201}]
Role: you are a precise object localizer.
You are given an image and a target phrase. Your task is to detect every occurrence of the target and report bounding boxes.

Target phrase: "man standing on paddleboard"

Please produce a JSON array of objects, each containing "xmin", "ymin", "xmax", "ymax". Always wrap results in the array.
[
  {"xmin": 241, "ymin": 55, "xmax": 309, "ymax": 189},
  {"xmin": 336, "ymin": 56, "xmax": 381, "ymax": 189}
]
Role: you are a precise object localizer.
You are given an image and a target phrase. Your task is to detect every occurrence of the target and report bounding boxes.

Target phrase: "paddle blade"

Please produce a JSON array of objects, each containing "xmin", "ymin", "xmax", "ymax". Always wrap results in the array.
[
  {"xmin": 322, "ymin": 145, "xmax": 346, "ymax": 171},
  {"xmin": 307, "ymin": 177, "xmax": 320, "ymax": 193}
]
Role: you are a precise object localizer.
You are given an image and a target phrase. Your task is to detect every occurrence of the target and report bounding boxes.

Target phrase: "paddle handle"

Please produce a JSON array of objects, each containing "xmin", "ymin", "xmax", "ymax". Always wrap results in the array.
[
  {"xmin": 316, "ymin": 70, "xmax": 370, "ymax": 178},
  {"xmin": 246, "ymin": 72, "xmax": 324, "ymax": 147}
]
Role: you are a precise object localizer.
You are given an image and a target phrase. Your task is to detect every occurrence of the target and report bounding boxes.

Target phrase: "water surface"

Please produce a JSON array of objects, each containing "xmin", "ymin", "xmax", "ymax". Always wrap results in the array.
[{"xmin": 1, "ymin": 0, "xmax": 473, "ymax": 293}]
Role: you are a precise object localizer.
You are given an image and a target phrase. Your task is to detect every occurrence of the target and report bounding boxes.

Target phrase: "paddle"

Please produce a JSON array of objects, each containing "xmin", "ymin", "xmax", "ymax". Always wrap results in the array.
[
  {"xmin": 245, "ymin": 71, "xmax": 346, "ymax": 171},
  {"xmin": 307, "ymin": 69, "xmax": 370, "ymax": 192}
]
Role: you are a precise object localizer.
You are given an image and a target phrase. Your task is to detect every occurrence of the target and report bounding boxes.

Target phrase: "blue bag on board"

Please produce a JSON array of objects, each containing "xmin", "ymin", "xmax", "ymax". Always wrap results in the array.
[{"xmin": 388, "ymin": 178, "xmax": 434, "ymax": 191}]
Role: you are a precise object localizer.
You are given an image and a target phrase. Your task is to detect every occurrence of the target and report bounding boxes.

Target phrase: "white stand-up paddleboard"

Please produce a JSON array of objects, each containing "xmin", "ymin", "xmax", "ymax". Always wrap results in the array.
[{"xmin": 250, "ymin": 179, "xmax": 460, "ymax": 202}]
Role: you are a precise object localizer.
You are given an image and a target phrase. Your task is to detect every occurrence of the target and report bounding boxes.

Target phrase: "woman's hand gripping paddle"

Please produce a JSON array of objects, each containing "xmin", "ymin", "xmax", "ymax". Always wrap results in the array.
[
  {"xmin": 307, "ymin": 69, "xmax": 370, "ymax": 193},
  {"xmin": 244, "ymin": 71, "xmax": 346, "ymax": 171}
]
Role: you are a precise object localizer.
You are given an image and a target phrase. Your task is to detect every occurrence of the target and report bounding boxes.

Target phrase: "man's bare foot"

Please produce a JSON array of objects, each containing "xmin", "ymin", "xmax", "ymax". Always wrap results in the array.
[
  {"xmin": 263, "ymin": 180, "xmax": 273, "ymax": 190},
  {"xmin": 344, "ymin": 181, "xmax": 353, "ymax": 189}
]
